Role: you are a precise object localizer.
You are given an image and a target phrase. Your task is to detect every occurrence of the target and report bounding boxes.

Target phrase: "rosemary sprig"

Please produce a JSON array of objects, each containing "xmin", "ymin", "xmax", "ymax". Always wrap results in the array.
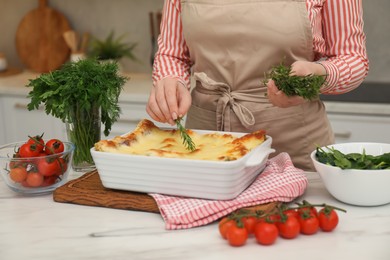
[
  {"xmin": 175, "ymin": 118, "xmax": 196, "ymax": 152},
  {"xmin": 264, "ymin": 63, "xmax": 326, "ymax": 100}
]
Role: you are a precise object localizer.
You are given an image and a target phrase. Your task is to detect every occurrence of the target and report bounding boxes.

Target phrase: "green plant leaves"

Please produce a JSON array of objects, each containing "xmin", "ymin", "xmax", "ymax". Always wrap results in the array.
[
  {"xmin": 89, "ymin": 30, "xmax": 138, "ymax": 61},
  {"xmin": 315, "ymin": 146, "xmax": 390, "ymax": 170}
]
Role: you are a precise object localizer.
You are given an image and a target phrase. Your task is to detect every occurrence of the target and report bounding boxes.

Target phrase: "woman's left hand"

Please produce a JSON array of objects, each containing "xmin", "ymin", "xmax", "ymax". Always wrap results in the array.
[
  {"xmin": 267, "ymin": 60, "xmax": 326, "ymax": 108},
  {"xmin": 267, "ymin": 79, "xmax": 305, "ymax": 108}
]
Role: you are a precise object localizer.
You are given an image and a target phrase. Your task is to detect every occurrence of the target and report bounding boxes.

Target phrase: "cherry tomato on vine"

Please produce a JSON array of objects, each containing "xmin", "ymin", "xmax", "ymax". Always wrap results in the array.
[
  {"xmin": 298, "ymin": 214, "xmax": 319, "ymax": 235},
  {"xmin": 298, "ymin": 206, "xmax": 318, "ymax": 217},
  {"xmin": 27, "ymin": 134, "xmax": 45, "ymax": 153},
  {"xmin": 219, "ymin": 217, "xmax": 236, "ymax": 239},
  {"xmin": 276, "ymin": 216, "xmax": 300, "ymax": 239},
  {"xmin": 318, "ymin": 207, "xmax": 339, "ymax": 232},
  {"xmin": 226, "ymin": 223, "xmax": 248, "ymax": 247},
  {"xmin": 283, "ymin": 209, "xmax": 299, "ymax": 219},
  {"xmin": 45, "ymin": 139, "xmax": 65, "ymax": 155},
  {"xmin": 9, "ymin": 167, "xmax": 28, "ymax": 183},
  {"xmin": 242, "ymin": 216, "xmax": 257, "ymax": 234},
  {"xmin": 19, "ymin": 143, "xmax": 40, "ymax": 158},
  {"xmin": 254, "ymin": 221, "xmax": 279, "ymax": 245}
]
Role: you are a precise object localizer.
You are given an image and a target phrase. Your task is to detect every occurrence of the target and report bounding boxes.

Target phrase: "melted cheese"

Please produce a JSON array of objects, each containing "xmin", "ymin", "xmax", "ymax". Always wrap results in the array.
[{"xmin": 94, "ymin": 119, "xmax": 266, "ymax": 161}]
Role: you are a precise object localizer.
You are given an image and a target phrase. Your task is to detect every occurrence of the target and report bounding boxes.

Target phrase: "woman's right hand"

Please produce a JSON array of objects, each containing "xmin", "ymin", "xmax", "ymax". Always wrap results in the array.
[{"xmin": 146, "ymin": 77, "xmax": 192, "ymax": 126}]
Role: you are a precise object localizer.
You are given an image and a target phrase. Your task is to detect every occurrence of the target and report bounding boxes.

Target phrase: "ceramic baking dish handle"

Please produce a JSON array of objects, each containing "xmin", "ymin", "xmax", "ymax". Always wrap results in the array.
[{"xmin": 245, "ymin": 147, "xmax": 275, "ymax": 167}]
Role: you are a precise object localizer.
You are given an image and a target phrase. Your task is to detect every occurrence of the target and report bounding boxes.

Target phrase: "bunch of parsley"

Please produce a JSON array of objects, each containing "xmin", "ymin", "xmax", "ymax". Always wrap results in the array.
[{"xmin": 27, "ymin": 58, "xmax": 128, "ymax": 165}]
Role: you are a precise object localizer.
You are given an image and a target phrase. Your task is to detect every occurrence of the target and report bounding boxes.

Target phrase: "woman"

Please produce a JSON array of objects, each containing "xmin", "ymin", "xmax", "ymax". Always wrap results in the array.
[{"xmin": 147, "ymin": 0, "xmax": 369, "ymax": 170}]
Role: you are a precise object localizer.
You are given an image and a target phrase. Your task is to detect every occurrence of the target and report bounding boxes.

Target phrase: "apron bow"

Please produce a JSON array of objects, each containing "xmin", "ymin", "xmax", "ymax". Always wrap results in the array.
[{"xmin": 194, "ymin": 72, "xmax": 265, "ymax": 131}]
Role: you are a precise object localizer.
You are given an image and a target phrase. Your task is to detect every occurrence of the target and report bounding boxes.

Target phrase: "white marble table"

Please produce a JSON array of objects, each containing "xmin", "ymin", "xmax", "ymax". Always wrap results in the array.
[{"xmin": 0, "ymin": 172, "xmax": 389, "ymax": 260}]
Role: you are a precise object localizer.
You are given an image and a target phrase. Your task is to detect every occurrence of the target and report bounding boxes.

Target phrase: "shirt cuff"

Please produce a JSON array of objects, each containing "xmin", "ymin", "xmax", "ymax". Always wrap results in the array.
[{"xmin": 316, "ymin": 60, "xmax": 340, "ymax": 93}]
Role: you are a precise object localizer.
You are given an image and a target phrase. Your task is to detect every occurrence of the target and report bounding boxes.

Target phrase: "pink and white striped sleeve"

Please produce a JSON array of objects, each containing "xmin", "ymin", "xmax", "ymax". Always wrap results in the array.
[
  {"xmin": 152, "ymin": 0, "xmax": 192, "ymax": 89},
  {"xmin": 315, "ymin": 0, "xmax": 369, "ymax": 94}
]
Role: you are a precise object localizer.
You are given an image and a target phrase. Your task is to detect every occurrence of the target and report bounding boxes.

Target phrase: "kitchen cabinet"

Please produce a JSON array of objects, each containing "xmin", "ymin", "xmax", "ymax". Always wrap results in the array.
[
  {"xmin": 325, "ymin": 102, "xmax": 390, "ymax": 144},
  {"xmin": 328, "ymin": 113, "xmax": 390, "ymax": 143},
  {"xmin": 0, "ymin": 95, "xmax": 66, "ymax": 144}
]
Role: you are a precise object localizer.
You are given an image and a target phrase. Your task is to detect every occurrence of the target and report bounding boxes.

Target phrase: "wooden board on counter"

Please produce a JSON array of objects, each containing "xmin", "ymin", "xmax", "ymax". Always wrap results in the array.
[
  {"xmin": 53, "ymin": 170, "xmax": 279, "ymax": 215},
  {"xmin": 15, "ymin": 0, "xmax": 71, "ymax": 73}
]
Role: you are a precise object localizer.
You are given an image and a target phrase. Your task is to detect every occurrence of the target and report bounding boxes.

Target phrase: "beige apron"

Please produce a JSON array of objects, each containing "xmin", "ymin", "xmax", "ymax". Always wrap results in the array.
[{"xmin": 181, "ymin": 0, "xmax": 334, "ymax": 170}]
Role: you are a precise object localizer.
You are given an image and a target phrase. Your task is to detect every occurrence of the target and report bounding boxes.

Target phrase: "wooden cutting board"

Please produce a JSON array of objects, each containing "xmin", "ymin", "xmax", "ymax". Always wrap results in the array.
[
  {"xmin": 15, "ymin": 0, "xmax": 71, "ymax": 73},
  {"xmin": 53, "ymin": 170, "xmax": 279, "ymax": 215}
]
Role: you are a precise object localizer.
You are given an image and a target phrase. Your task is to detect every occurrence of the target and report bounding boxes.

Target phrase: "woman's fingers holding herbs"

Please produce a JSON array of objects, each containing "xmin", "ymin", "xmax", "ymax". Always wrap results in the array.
[
  {"xmin": 267, "ymin": 79, "xmax": 305, "ymax": 108},
  {"xmin": 147, "ymin": 78, "xmax": 185, "ymax": 125},
  {"xmin": 146, "ymin": 87, "xmax": 167, "ymax": 123}
]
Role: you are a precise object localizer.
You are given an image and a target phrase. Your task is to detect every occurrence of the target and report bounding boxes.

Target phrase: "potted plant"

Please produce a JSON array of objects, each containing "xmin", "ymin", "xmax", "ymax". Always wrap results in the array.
[
  {"xmin": 88, "ymin": 30, "xmax": 138, "ymax": 67},
  {"xmin": 26, "ymin": 58, "xmax": 128, "ymax": 171}
]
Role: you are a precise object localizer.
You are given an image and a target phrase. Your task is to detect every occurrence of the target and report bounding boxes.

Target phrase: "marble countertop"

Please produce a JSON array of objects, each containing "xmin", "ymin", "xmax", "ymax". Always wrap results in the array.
[
  {"xmin": 0, "ymin": 172, "xmax": 389, "ymax": 260},
  {"xmin": 1, "ymin": 70, "xmax": 390, "ymax": 115}
]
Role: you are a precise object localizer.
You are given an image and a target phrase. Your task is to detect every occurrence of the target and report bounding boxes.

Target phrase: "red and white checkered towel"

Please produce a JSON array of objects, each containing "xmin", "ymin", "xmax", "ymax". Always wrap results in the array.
[{"xmin": 150, "ymin": 152, "xmax": 308, "ymax": 230}]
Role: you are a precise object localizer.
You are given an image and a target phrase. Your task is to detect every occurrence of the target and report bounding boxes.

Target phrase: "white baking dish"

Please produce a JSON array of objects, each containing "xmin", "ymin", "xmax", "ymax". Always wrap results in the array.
[{"xmin": 91, "ymin": 129, "xmax": 274, "ymax": 200}]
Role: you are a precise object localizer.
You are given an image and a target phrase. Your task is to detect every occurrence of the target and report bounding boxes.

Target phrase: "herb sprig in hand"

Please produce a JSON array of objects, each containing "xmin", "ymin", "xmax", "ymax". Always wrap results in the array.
[
  {"xmin": 175, "ymin": 118, "xmax": 196, "ymax": 152},
  {"xmin": 264, "ymin": 63, "xmax": 326, "ymax": 100}
]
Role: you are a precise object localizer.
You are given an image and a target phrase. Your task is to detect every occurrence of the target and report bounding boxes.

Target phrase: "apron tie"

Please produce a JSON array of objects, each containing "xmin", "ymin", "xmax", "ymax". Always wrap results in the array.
[{"xmin": 194, "ymin": 72, "xmax": 267, "ymax": 131}]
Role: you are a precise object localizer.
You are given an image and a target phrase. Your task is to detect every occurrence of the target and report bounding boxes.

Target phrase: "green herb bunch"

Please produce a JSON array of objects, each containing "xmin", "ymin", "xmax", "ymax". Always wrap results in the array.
[
  {"xmin": 27, "ymin": 58, "xmax": 128, "ymax": 166},
  {"xmin": 89, "ymin": 30, "xmax": 138, "ymax": 61},
  {"xmin": 316, "ymin": 146, "xmax": 390, "ymax": 170},
  {"xmin": 264, "ymin": 63, "xmax": 326, "ymax": 100}
]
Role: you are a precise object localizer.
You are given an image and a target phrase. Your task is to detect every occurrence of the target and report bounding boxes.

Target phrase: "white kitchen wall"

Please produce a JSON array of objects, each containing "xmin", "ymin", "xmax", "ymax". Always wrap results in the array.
[
  {"xmin": 0, "ymin": 0, "xmax": 164, "ymax": 74},
  {"xmin": 0, "ymin": 0, "xmax": 389, "ymax": 83}
]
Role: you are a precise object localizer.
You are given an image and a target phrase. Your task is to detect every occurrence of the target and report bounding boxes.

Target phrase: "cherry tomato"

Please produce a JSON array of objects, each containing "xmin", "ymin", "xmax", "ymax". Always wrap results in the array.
[
  {"xmin": 276, "ymin": 216, "xmax": 300, "ymax": 239},
  {"xmin": 254, "ymin": 221, "xmax": 279, "ymax": 245},
  {"xmin": 45, "ymin": 139, "xmax": 65, "ymax": 155},
  {"xmin": 26, "ymin": 172, "xmax": 44, "ymax": 187},
  {"xmin": 37, "ymin": 157, "xmax": 61, "ymax": 177},
  {"xmin": 27, "ymin": 134, "xmax": 45, "ymax": 153},
  {"xmin": 9, "ymin": 167, "xmax": 28, "ymax": 183},
  {"xmin": 55, "ymin": 158, "xmax": 68, "ymax": 175},
  {"xmin": 242, "ymin": 216, "xmax": 257, "ymax": 234},
  {"xmin": 226, "ymin": 223, "xmax": 248, "ymax": 247},
  {"xmin": 19, "ymin": 143, "xmax": 40, "ymax": 158},
  {"xmin": 42, "ymin": 176, "xmax": 58, "ymax": 187},
  {"xmin": 283, "ymin": 209, "xmax": 299, "ymax": 219},
  {"xmin": 219, "ymin": 217, "xmax": 236, "ymax": 239},
  {"xmin": 318, "ymin": 207, "xmax": 339, "ymax": 232},
  {"xmin": 298, "ymin": 214, "xmax": 319, "ymax": 235}
]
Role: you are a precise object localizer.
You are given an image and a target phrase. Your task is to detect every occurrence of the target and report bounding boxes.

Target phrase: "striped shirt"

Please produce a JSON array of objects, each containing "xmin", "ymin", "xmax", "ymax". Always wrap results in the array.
[{"xmin": 153, "ymin": 0, "xmax": 369, "ymax": 94}]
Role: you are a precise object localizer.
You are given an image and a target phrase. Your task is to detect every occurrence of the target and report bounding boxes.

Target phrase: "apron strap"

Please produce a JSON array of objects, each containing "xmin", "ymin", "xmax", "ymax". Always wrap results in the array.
[{"xmin": 194, "ymin": 72, "xmax": 267, "ymax": 131}]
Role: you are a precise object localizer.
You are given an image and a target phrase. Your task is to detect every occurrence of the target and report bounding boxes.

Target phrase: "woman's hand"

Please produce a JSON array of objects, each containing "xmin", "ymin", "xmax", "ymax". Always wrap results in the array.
[
  {"xmin": 146, "ymin": 77, "xmax": 192, "ymax": 125},
  {"xmin": 267, "ymin": 60, "xmax": 326, "ymax": 108}
]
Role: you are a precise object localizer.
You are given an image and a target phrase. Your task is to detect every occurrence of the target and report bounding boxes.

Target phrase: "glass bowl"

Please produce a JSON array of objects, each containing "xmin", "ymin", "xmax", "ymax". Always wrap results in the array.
[{"xmin": 0, "ymin": 141, "xmax": 75, "ymax": 195}]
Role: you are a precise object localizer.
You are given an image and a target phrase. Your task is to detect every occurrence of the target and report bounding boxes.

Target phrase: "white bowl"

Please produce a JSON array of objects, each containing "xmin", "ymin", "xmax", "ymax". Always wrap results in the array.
[
  {"xmin": 91, "ymin": 130, "xmax": 275, "ymax": 200},
  {"xmin": 311, "ymin": 142, "xmax": 390, "ymax": 206}
]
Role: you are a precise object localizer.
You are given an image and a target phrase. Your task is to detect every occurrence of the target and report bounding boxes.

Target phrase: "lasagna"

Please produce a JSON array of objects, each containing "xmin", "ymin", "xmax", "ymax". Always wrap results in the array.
[{"xmin": 94, "ymin": 119, "xmax": 267, "ymax": 161}]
